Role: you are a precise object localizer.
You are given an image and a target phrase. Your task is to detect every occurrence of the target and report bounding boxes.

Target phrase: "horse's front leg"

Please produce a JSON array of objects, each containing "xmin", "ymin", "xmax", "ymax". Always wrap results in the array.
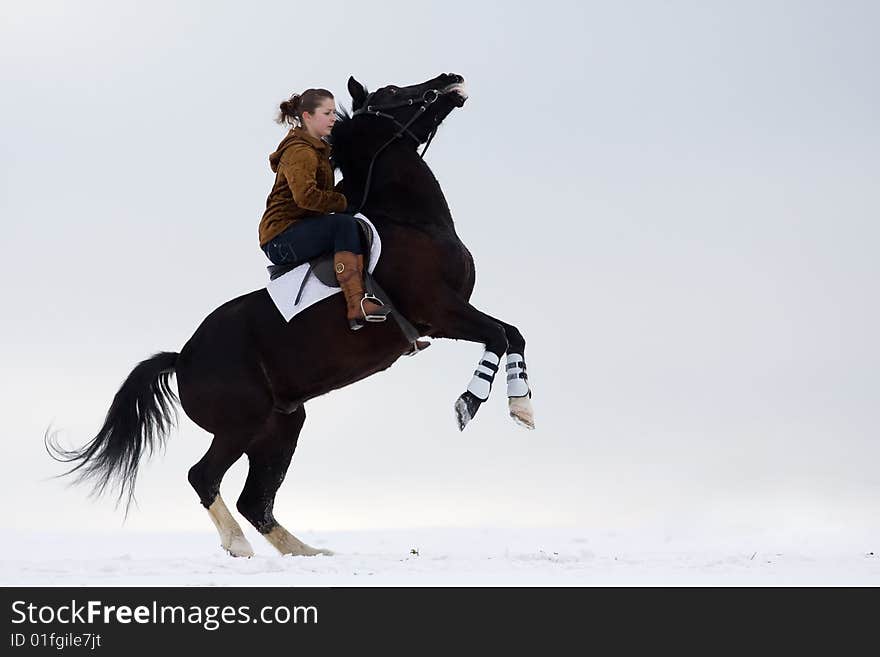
[
  {"xmin": 482, "ymin": 314, "xmax": 535, "ymax": 430},
  {"xmin": 431, "ymin": 296, "xmax": 532, "ymax": 430}
]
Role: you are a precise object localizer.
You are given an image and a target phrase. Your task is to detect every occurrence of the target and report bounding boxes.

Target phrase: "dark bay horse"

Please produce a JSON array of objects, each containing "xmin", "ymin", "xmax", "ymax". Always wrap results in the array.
[{"xmin": 47, "ymin": 73, "xmax": 535, "ymax": 557}]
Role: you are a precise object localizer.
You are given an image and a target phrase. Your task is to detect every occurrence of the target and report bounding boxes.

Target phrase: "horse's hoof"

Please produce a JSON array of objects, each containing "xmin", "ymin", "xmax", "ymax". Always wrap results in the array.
[
  {"xmin": 264, "ymin": 526, "xmax": 333, "ymax": 557},
  {"xmin": 222, "ymin": 536, "xmax": 255, "ymax": 558},
  {"xmin": 508, "ymin": 396, "xmax": 535, "ymax": 430},
  {"xmin": 282, "ymin": 544, "xmax": 334, "ymax": 557},
  {"xmin": 454, "ymin": 391, "xmax": 482, "ymax": 431}
]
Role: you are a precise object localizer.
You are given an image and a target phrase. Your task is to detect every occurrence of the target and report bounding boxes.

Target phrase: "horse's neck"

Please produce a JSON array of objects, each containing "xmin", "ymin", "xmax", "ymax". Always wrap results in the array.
[
  {"xmin": 343, "ymin": 142, "xmax": 455, "ymax": 230},
  {"xmin": 372, "ymin": 161, "xmax": 454, "ymax": 226}
]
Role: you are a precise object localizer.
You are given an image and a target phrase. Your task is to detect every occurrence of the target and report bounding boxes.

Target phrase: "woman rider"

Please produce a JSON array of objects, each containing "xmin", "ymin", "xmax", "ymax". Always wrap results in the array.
[{"xmin": 259, "ymin": 88, "xmax": 391, "ymax": 330}]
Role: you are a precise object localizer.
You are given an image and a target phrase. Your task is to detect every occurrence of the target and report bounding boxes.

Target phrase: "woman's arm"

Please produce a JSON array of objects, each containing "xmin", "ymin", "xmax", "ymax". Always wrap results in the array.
[{"xmin": 279, "ymin": 147, "xmax": 347, "ymax": 213}]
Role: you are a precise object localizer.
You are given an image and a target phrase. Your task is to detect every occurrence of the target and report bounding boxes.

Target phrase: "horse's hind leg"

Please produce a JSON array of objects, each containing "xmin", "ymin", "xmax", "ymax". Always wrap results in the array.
[
  {"xmin": 236, "ymin": 406, "xmax": 331, "ymax": 557},
  {"xmin": 188, "ymin": 433, "xmax": 255, "ymax": 557}
]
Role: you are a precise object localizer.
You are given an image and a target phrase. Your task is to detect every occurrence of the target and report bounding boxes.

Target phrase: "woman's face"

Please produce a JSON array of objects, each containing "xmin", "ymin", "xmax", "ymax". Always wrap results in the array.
[{"xmin": 302, "ymin": 98, "xmax": 337, "ymax": 138}]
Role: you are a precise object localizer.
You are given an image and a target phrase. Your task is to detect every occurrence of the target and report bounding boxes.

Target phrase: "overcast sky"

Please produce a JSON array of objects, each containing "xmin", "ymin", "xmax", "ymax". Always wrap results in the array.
[{"xmin": 1, "ymin": 0, "xmax": 878, "ymax": 539}]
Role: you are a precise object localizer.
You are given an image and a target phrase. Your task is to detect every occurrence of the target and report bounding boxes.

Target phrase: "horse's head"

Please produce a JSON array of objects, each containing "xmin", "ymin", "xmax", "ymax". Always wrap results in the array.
[{"xmin": 346, "ymin": 73, "xmax": 467, "ymax": 144}]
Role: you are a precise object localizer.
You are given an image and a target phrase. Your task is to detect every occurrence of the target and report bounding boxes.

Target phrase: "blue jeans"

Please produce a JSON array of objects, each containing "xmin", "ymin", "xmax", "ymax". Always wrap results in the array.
[{"xmin": 262, "ymin": 213, "xmax": 363, "ymax": 266}]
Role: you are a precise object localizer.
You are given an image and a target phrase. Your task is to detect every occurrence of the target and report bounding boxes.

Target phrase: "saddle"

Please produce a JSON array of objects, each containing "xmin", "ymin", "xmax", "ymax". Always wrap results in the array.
[
  {"xmin": 266, "ymin": 217, "xmax": 374, "ymax": 283},
  {"xmin": 263, "ymin": 216, "xmax": 423, "ymax": 354}
]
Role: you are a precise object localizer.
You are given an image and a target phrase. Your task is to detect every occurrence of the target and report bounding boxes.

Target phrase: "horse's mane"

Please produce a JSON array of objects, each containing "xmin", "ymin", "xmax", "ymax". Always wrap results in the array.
[
  {"xmin": 329, "ymin": 104, "xmax": 354, "ymax": 170},
  {"xmin": 329, "ymin": 102, "xmax": 398, "ymax": 171},
  {"xmin": 335, "ymin": 103, "xmax": 352, "ymax": 123}
]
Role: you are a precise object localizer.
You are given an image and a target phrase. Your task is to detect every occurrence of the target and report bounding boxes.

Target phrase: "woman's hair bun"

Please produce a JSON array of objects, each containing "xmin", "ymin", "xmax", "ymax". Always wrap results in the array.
[
  {"xmin": 276, "ymin": 88, "xmax": 332, "ymax": 127},
  {"xmin": 279, "ymin": 94, "xmax": 302, "ymax": 114}
]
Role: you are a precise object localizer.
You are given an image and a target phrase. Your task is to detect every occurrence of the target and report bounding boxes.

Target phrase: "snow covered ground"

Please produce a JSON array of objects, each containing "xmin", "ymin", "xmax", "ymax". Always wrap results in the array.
[{"xmin": 2, "ymin": 526, "xmax": 878, "ymax": 586}]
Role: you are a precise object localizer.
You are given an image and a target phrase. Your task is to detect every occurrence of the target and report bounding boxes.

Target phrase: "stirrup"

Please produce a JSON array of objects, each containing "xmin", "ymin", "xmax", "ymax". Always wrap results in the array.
[{"xmin": 361, "ymin": 293, "xmax": 391, "ymax": 322}]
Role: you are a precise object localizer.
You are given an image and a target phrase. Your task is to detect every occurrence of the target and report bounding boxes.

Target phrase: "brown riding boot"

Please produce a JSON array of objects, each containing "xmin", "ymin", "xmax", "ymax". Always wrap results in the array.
[{"xmin": 333, "ymin": 250, "xmax": 391, "ymax": 330}]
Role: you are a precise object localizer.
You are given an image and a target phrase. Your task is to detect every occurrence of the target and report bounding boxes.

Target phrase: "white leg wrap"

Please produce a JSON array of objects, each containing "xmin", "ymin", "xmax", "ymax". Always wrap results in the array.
[
  {"xmin": 506, "ymin": 353, "xmax": 530, "ymax": 398},
  {"xmin": 466, "ymin": 350, "xmax": 500, "ymax": 401}
]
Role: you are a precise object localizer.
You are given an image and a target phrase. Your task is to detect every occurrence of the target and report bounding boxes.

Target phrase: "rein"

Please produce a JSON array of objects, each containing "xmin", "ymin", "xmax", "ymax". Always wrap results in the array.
[{"xmin": 348, "ymin": 89, "xmax": 440, "ymax": 211}]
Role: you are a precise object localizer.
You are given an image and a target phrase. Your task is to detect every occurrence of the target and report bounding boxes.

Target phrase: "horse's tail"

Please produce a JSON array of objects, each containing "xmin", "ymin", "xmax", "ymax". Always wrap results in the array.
[{"xmin": 45, "ymin": 351, "xmax": 180, "ymax": 515}]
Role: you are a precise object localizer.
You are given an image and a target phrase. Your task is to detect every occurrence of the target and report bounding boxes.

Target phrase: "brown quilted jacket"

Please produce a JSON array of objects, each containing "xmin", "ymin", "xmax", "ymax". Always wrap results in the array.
[{"xmin": 258, "ymin": 126, "xmax": 348, "ymax": 246}]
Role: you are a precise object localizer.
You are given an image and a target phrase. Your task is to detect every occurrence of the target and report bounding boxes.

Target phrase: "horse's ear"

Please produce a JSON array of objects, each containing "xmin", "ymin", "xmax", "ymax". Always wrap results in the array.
[{"xmin": 348, "ymin": 76, "xmax": 368, "ymax": 111}]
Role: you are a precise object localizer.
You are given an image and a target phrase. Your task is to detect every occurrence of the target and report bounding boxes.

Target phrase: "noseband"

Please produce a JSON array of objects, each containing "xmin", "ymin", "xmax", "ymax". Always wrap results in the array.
[{"xmin": 348, "ymin": 89, "xmax": 441, "ymax": 211}]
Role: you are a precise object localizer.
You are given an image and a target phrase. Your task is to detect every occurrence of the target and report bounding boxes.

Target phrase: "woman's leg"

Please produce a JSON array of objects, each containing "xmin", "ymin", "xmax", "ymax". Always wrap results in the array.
[
  {"xmin": 262, "ymin": 213, "xmax": 388, "ymax": 328},
  {"xmin": 261, "ymin": 213, "xmax": 389, "ymax": 328},
  {"xmin": 328, "ymin": 213, "xmax": 362, "ymax": 255},
  {"xmin": 324, "ymin": 215, "xmax": 390, "ymax": 329},
  {"xmin": 263, "ymin": 213, "xmax": 363, "ymax": 266}
]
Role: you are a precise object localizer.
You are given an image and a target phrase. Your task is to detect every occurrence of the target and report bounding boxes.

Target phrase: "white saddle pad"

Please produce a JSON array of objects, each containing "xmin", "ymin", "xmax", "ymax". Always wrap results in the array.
[{"xmin": 265, "ymin": 213, "xmax": 382, "ymax": 322}]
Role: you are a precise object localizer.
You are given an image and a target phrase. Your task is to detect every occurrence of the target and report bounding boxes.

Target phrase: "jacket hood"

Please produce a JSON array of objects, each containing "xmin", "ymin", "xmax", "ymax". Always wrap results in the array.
[{"xmin": 268, "ymin": 126, "xmax": 331, "ymax": 172}]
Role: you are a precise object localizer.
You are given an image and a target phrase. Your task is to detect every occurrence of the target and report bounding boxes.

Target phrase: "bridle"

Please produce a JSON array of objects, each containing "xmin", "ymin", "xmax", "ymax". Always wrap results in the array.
[{"xmin": 348, "ymin": 88, "xmax": 442, "ymax": 211}]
